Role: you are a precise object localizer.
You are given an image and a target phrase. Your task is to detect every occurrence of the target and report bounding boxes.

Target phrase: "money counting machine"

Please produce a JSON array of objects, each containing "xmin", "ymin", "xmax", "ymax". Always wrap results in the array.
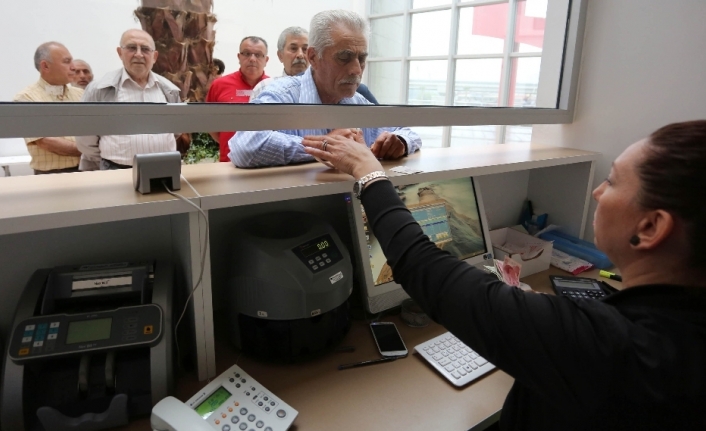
[{"xmin": 1, "ymin": 261, "xmax": 174, "ymax": 431}]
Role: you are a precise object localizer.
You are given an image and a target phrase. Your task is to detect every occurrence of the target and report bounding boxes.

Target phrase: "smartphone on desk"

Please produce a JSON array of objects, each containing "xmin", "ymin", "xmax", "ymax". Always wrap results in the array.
[{"xmin": 370, "ymin": 322, "xmax": 408, "ymax": 357}]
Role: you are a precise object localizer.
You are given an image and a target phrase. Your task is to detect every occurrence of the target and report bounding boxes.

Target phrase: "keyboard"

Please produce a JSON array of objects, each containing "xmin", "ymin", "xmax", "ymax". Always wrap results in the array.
[{"xmin": 415, "ymin": 332, "xmax": 496, "ymax": 387}]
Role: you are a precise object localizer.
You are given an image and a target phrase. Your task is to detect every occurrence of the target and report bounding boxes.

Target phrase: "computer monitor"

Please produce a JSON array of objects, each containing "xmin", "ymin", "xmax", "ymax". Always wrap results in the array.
[{"xmin": 349, "ymin": 176, "xmax": 494, "ymax": 314}]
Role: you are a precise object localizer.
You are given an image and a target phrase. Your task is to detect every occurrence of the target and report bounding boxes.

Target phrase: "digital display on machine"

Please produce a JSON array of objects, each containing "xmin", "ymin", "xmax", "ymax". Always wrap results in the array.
[
  {"xmin": 194, "ymin": 386, "xmax": 232, "ymax": 419},
  {"xmin": 291, "ymin": 233, "xmax": 344, "ymax": 273},
  {"xmin": 299, "ymin": 238, "xmax": 331, "ymax": 258},
  {"xmin": 363, "ymin": 177, "xmax": 487, "ymax": 286},
  {"xmin": 555, "ymin": 280, "xmax": 601, "ymax": 290},
  {"xmin": 66, "ymin": 318, "xmax": 113, "ymax": 344}
]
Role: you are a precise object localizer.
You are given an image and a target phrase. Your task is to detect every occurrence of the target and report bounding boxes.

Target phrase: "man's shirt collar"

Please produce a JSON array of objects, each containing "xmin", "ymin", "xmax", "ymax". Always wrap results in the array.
[{"xmin": 120, "ymin": 68, "xmax": 156, "ymax": 89}]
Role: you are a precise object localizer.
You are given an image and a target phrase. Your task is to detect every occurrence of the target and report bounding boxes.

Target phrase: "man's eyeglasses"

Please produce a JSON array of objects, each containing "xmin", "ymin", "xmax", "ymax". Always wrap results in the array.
[
  {"xmin": 239, "ymin": 51, "xmax": 266, "ymax": 60},
  {"xmin": 121, "ymin": 45, "xmax": 155, "ymax": 55}
]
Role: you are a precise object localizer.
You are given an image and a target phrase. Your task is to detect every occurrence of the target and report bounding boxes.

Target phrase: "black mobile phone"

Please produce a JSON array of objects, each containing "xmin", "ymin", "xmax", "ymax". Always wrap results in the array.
[{"xmin": 370, "ymin": 322, "xmax": 408, "ymax": 357}]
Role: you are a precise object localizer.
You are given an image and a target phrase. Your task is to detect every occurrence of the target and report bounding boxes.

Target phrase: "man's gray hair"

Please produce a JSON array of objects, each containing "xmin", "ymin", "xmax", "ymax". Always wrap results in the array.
[
  {"xmin": 34, "ymin": 41, "xmax": 65, "ymax": 71},
  {"xmin": 309, "ymin": 10, "xmax": 369, "ymax": 58},
  {"xmin": 73, "ymin": 59, "xmax": 92, "ymax": 70},
  {"xmin": 241, "ymin": 36, "xmax": 268, "ymax": 52},
  {"xmin": 277, "ymin": 26, "xmax": 308, "ymax": 52}
]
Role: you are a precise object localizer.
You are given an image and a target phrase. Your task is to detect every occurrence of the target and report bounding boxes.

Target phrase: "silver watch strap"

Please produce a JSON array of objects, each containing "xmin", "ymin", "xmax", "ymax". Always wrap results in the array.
[{"xmin": 358, "ymin": 170, "xmax": 387, "ymax": 185}]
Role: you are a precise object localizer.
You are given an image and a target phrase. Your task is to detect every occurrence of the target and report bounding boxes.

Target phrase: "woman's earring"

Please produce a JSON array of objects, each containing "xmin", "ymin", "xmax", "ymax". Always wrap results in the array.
[{"xmin": 629, "ymin": 235, "xmax": 640, "ymax": 246}]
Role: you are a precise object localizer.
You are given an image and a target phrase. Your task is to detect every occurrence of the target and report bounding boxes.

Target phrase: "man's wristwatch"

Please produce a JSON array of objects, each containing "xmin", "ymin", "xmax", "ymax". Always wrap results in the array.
[{"xmin": 353, "ymin": 170, "xmax": 388, "ymax": 199}]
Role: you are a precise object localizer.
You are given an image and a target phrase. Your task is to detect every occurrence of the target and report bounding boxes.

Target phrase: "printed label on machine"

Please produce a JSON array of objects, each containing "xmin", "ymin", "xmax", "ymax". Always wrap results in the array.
[
  {"xmin": 329, "ymin": 271, "xmax": 344, "ymax": 284},
  {"xmin": 72, "ymin": 276, "xmax": 133, "ymax": 291}
]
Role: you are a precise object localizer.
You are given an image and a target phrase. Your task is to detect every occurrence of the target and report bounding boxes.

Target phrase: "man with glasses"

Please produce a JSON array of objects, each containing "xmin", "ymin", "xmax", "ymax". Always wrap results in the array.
[
  {"xmin": 76, "ymin": 29, "xmax": 181, "ymax": 171},
  {"xmin": 206, "ymin": 36, "xmax": 270, "ymax": 162},
  {"xmin": 230, "ymin": 10, "xmax": 418, "ymax": 168},
  {"xmin": 14, "ymin": 41, "xmax": 83, "ymax": 175}
]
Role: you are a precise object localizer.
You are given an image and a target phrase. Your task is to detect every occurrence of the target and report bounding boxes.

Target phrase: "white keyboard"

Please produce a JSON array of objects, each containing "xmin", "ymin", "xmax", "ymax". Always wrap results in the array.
[{"xmin": 415, "ymin": 332, "xmax": 496, "ymax": 387}]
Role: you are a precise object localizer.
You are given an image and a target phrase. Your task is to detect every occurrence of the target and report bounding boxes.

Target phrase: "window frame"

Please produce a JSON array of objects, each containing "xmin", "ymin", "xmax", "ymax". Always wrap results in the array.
[
  {"xmin": 367, "ymin": 0, "xmax": 580, "ymax": 146},
  {"xmin": 0, "ymin": 0, "xmax": 586, "ymax": 141}
]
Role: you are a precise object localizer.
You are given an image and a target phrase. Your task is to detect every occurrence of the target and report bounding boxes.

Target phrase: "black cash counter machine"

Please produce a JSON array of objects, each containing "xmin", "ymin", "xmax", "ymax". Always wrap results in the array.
[{"xmin": 1, "ymin": 261, "xmax": 174, "ymax": 431}]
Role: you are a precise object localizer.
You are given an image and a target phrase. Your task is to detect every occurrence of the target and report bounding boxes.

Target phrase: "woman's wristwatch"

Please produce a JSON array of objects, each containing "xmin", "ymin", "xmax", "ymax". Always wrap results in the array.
[{"xmin": 353, "ymin": 170, "xmax": 388, "ymax": 199}]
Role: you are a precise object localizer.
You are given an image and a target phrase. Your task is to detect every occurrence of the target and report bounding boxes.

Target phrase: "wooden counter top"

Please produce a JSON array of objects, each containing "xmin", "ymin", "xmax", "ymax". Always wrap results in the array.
[
  {"xmin": 0, "ymin": 143, "xmax": 597, "ymax": 235},
  {"xmin": 119, "ymin": 314, "xmax": 514, "ymax": 431},
  {"xmin": 180, "ymin": 143, "xmax": 597, "ymax": 210},
  {"xmin": 0, "ymin": 168, "xmax": 199, "ymax": 235}
]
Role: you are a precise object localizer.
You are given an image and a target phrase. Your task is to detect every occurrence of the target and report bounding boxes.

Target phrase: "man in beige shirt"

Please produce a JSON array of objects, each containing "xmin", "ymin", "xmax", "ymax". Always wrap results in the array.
[
  {"xmin": 77, "ymin": 29, "xmax": 181, "ymax": 171},
  {"xmin": 14, "ymin": 42, "xmax": 83, "ymax": 174}
]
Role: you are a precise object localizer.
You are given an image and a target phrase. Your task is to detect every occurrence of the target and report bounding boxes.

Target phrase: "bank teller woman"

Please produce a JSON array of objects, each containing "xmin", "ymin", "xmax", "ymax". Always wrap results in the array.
[{"xmin": 302, "ymin": 120, "xmax": 706, "ymax": 430}]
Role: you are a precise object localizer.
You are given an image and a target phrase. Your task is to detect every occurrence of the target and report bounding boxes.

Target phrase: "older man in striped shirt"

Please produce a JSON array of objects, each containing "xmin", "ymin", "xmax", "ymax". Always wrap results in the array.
[{"xmin": 77, "ymin": 29, "xmax": 181, "ymax": 171}]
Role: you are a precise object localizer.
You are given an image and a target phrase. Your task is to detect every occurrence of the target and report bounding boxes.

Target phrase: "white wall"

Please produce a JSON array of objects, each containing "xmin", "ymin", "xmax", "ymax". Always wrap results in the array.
[
  {"xmin": 534, "ymin": 0, "xmax": 706, "ymax": 240},
  {"xmin": 0, "ymin": 0, "xmax": 365, "ymax": 102}
]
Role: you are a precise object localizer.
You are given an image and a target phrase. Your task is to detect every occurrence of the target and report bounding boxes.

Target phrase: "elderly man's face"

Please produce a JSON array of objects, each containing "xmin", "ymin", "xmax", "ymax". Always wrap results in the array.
[
  {"xmin": 118, "ymin": 30, "xmax": 157, "ymax": 82},
  {"xmin": 238, "ymin": 39, "xmax": 268, "ymax": 82},
  {"xmin": 278, "ymin": 34, "xmax": 308, "ymax": 76},
  {"xmin": 308, "ymin": 25, "xmax": 367, "ymax": 104},
  {"xmin": 42, "ymin": 45, "xmax": 75, "ymax": 86},
  {"xmin": 72, "ymin": 61, "xmax": 93, "ymax": 89}
]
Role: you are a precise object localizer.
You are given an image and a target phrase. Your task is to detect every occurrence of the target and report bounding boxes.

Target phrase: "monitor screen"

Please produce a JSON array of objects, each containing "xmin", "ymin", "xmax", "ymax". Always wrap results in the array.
[{"xmin": 352, "ymin": 176, "xmax": 493, "ymax": 313}]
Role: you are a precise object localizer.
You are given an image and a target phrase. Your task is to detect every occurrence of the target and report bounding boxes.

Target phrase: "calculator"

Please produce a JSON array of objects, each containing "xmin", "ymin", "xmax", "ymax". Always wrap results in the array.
[{"xmin": 549, "ymin": 275, "xmax": 608, "ymax": 299}]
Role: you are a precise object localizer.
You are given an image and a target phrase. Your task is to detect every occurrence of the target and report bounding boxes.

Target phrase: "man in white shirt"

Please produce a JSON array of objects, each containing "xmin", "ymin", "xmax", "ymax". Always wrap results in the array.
[{"xmin": 77, "ymin": 29, "xmax": 181, "ymax": 170}]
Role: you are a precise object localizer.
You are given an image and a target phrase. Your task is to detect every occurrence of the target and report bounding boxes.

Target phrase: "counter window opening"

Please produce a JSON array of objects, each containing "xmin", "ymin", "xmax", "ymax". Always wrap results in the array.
[{"xmin": 0, "ymin": 0, "xmax": 585, "ymax": 145}]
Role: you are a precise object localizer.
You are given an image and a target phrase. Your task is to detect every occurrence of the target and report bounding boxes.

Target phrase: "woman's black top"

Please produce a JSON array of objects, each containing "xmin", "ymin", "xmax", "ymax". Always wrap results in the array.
[{"xmin": 362, "ymin": 180, "xmax": 706, "ymax": 430}]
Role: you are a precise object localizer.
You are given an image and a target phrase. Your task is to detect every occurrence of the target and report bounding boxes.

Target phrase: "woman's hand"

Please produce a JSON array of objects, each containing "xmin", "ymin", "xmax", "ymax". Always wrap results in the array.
[{"xmin": 302, "ymin": 134, "xmax": 383, "ymax": 180}]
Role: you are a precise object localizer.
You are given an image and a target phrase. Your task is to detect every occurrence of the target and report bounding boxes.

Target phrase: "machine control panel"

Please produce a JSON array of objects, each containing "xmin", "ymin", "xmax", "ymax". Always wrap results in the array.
[
  {"xmin": 291, "ymin": 234, "xmax": 344, "ymax": 273},
  {"xmin": 9, "ymin": 304, "xmax": 162, "ymax": 363},
  {"xmin": 152, "ymin": 364, "xmax": 298, "ymax": 431}
]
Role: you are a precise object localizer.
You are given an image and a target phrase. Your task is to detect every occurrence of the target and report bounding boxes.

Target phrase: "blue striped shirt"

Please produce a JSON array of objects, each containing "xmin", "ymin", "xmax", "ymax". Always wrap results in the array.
[{"xmin": 229, "ymin": 68, "xmax": 421, "ymax": 168}]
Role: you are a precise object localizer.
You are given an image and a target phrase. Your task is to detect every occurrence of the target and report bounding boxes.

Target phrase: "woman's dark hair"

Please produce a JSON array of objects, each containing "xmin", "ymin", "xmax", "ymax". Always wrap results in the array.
[
  {"xmin": 213, "ymin": 58, "xmax": 225, "ymax": 75},
  {"xmin": 638, "ymin": 120, "xmax": 706, "ymax": 266}
]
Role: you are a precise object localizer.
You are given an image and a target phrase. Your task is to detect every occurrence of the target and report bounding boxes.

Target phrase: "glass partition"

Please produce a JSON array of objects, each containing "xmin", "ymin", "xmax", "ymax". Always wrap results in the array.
[
  {"xmin": 0, "ymin": 0, "xmax": 585, "ymax": 174},
  {"xmin": 2, "ymin": 0, "xmax": 570, "ymax": 105}
]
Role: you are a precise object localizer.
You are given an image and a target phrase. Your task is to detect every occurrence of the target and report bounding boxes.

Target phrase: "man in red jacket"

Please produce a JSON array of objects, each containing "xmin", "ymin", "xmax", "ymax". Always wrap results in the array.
[{"xmin": 206, "ymin": 36, "xmax": 269, "ymax": 161}]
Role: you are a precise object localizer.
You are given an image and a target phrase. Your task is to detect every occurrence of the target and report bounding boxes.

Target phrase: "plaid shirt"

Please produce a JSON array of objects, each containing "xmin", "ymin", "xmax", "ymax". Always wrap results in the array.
[{"xmin": 13, "ymin": 78, "xmax": 83, "ymax": 171}]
